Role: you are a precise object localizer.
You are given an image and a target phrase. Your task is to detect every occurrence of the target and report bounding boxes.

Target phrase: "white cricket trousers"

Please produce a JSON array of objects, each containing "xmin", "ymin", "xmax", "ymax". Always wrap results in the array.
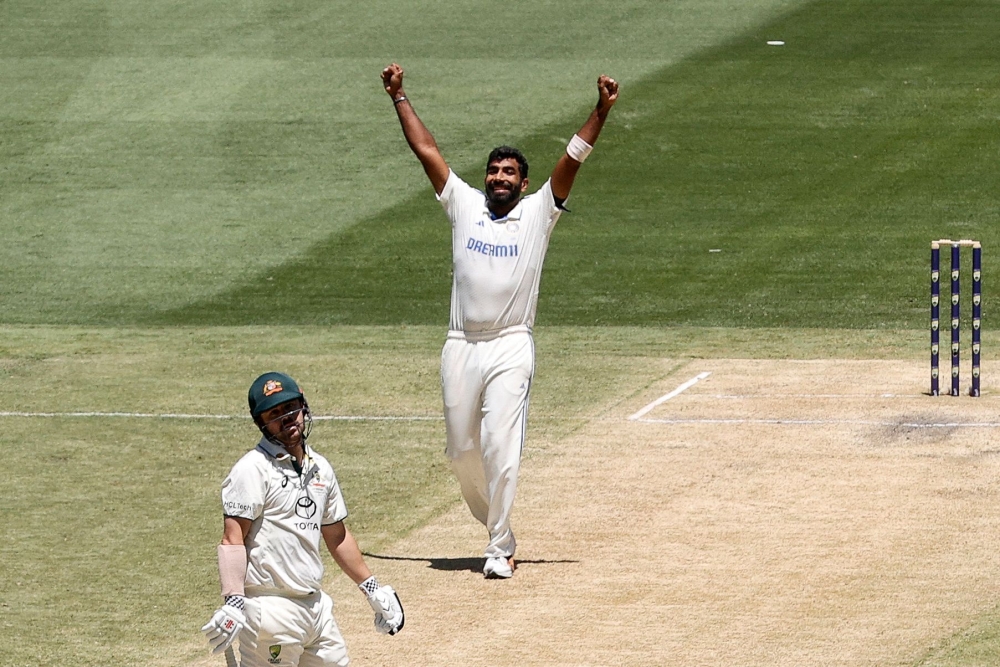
[
  {"xmin": 239, "ymin": 591, "xmax": 349, "ymax": 667},
  {"xmin": 441, "ymin": 330, "xmax": 533, "ymax": 559}
]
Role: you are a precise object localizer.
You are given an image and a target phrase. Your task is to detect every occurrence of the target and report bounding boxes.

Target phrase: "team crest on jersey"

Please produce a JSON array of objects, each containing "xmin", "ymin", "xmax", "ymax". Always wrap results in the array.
[
  {"xmin": 310, "ymin": 471, "xmax": 326, "ymax": 490},
  {"xmin": 269, "ymin": 645, "xmax": 282, "ymax": 663},
  {"xmin": 506, "ymin": 222, "xmax": 519, "ymax": 234},
  {"xmin": 263, "ymin": 380, "xmax": 283, "ymax": 396}
]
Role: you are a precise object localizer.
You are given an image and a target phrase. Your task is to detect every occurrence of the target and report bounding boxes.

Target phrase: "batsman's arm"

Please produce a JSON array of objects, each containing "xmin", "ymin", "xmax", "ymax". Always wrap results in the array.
[
  {"xmin": 382, "ymin": 63, "xmax": 450, "ymax": 195},
  {"xmin": 322, "ymin": 520, "xmax": 373, "ymax": 584},
  {"xmin": 221, "ymin": 515, "xmax": 251, "ymax": 547},
  {"xmin": 550, "ymin": 74, "xmax": 620, "ymax": 202},
  {"xmin": 219, "ymin": 516, "xmax": 251, "ymax": 595},
  {"xmin": 323, "ymin": 521, "xmax": 405, "ymax": 635},
  {"xmin": 201, "ymin": 516, "xmax": 252, "ymax": 655}
]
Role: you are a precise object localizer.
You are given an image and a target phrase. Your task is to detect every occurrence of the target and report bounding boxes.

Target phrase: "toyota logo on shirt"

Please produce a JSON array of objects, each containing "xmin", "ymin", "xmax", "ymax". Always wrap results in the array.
[{"xmin": 295, "ymin": 496, "xmax": 317, "ymax": 519}]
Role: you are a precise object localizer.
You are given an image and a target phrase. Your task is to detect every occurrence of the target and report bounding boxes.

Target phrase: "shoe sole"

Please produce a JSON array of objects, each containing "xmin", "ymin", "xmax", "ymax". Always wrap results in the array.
[
  {"xmin": 483, "ymin": 557, "xmax": 515, "ymax": 579},
  {"xmin": 484, "ymin": 568, "xmax": 513, "ymax": 579}
]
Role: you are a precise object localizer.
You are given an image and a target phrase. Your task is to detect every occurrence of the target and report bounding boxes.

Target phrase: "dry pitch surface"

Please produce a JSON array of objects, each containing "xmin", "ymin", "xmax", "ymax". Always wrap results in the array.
[{"xmin": 191, "ymin": 359, "xmax": 1000, "ymax": 666}]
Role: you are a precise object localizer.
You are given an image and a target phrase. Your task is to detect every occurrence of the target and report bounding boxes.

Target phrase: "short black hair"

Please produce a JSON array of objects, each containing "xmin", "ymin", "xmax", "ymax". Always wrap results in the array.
[{"xmin": 486, "ymin": 146, "xmax": 529, "ymax": 180}]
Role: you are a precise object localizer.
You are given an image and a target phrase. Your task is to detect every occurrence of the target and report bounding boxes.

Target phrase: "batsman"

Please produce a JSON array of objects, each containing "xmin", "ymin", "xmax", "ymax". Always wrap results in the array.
[
  {"xmin": 381, "ymin": 63, "xmax": 619, "ymax": 579},
  {"xmin": 201, "ymin": 372, "xmax": 404, "ymax": 665}
]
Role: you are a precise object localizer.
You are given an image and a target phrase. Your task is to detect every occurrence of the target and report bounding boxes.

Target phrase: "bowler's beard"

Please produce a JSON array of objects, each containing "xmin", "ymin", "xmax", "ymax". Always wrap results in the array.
[{"xmin": 486, "ymin": 181, "xmax": 523, "ymax": 208}]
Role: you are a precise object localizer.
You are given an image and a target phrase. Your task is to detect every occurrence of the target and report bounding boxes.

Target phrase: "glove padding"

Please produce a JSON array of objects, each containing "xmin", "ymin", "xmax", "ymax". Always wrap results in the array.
[
  {"xmin": 201, "ymin": 602, "xmax": 246, "ymax": 654},
  {"xmin": 365, "ymin": 585, "xmax": 404, "ymax": 635}
]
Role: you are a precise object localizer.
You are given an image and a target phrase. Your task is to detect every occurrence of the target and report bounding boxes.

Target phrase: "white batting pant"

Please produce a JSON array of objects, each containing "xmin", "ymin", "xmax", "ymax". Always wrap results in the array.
[
  {"xmin": 441, "ymin": 331, "xmax": 533, "ymax": 559},
  {"xmin": 239, "ymin": 592, "xmax": 349, "ymax": 667}
]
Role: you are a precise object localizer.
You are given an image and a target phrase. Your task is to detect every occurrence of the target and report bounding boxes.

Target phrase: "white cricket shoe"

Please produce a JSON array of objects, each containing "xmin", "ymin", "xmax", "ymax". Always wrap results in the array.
[{"xmin": 483, "ymin": 556, "xmax": 514, "ymax": 579}]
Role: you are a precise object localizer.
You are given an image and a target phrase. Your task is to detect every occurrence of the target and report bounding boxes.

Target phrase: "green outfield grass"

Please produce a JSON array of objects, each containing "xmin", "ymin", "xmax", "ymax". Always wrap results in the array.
[
  {"xmin": 3, "ymin": 0, "xmax": 999, "ymax": 328},
  {"xmin": 163, "ymin": 0, "xmax": 1000, "ymax": 329},
  {"xmin": 915, "ymin": 606, "xmax": 1000, "ymax": 666},
  {"xmin": 0, "ymin": 0, "xmax": 804, "ymax": 325},
  {"xmin": 0, "ymin": 326, "xmax": 450, "ymax": 666},
  {"xmin": 3, "ymin": 0, "xmax": 1000, "ymax": 664}
]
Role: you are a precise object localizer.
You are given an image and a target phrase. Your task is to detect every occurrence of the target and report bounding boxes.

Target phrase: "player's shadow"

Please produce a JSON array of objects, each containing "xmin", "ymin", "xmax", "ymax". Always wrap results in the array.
[{"xmin": 362, "ymin": 552, "xmax": 578, "ymax": 574}]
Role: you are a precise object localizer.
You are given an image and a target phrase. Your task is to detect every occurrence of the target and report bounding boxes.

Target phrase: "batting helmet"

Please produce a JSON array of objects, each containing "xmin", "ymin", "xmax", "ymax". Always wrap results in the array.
[
  {"xmin": 248, "ymin": 371, "xmax": 305, "ymax": 420},
  {"xmin": 248, "ymin": 371, "xmax": 313, "ymax": 444}
]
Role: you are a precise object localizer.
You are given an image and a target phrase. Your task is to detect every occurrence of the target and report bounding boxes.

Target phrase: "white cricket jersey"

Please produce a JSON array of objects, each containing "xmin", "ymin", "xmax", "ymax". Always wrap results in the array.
[
  {"xmin": 221, "ymin": 437, "xmax": 348, "ymax": 597},
  {"xmin": 438, "ymin": 170, "xmax": 563, "ymax": 337}
]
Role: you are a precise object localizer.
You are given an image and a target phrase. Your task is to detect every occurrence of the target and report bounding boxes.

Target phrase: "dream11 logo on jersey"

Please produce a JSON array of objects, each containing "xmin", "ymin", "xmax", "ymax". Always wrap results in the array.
[{"xmin": 466, "ymin": 238, "xmax": 518, "ymax": 257}]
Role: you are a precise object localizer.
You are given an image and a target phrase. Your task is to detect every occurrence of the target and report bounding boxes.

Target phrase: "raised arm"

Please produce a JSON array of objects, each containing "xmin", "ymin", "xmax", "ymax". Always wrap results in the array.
[
  {"xmin": 550, "ymin": 75, "xmax": 620, "ymax": 202},
  {"xmin": 381, "ymin": 63, "xmax": 450, "ymax": 195}
]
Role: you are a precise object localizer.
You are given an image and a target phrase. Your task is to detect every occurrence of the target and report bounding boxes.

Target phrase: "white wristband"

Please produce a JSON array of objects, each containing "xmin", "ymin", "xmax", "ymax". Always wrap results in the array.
[{"xmin": 566, "ymin": 134, "xmax": 593, "ymax": 163}]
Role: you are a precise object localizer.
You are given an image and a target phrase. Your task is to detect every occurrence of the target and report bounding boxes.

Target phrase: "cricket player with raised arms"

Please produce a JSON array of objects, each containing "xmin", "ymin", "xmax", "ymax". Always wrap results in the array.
[
  {"xmin": 381, "ymin": 62, "xmax": 619, "ymax": 578},
  {"xmin": 201, "ymin": 372, "xmax": 404, "ymax": 666}
]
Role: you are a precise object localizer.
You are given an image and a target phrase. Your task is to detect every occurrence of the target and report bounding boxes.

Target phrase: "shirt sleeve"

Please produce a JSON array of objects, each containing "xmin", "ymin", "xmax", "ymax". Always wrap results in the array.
[
  {"xmin": 322, "ymin": 468, "xmax": 349, "ymax": 525},
  {"xmin": 437, "ymin": 170, "xmax": 483, "ymax": 226},
  {"xmin": 221, "ymin": 456, "xmax": 265, "ymax": 520},
  {"xmin": 523, "ymin": 179, "xmax": 563, "ymax": 231}
]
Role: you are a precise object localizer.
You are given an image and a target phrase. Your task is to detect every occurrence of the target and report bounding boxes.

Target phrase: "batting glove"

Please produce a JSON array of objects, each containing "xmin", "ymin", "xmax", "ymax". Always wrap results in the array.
[
  {"xmin": 201, "ymin": 595, "xmax": 246, "ymax": 654},
  {"xmin": 360, "ymin": 577, "xmax": 404, "ymax": 635}
]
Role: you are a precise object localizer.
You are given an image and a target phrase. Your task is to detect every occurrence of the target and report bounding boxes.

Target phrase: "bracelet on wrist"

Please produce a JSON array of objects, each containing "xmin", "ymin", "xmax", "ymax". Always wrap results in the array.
[{"xmin": 393, "ymin": 96, "xmax": 407, "ymax": 105}]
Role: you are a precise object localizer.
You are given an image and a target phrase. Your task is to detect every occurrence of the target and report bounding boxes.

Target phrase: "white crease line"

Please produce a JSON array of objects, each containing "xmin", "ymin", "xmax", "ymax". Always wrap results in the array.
[
  {"xmin": 707, "ymin": 393, "xmax": 918, "ymax": 399},
  {"xmin": 314, "ymin": 416, "xmax": 441, "ymax": 422},
  {"xmin": 633, "ymin": 417, "xmax": 1000, "ymax": 428},
  {"xmin": 0, "ymin": 411, "xmax": 239, "ymax": 419},
  {"xmin": 628, "ymin": 372, "xmax": 712, "ymax": 421},
  {"xmin": 0, "ymin": 411, "xmax": 440, "ymax": 421}
]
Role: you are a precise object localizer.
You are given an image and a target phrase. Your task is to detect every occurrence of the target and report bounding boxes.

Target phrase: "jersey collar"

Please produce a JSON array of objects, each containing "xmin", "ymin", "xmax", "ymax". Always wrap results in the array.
[
  {"xmin": 256, "ymin": 435, "xmax": 304, "ymax": 462},
  {"xmin": 256, "ymin": 436, "xmax": 319, "ymax": 482},
  {"xmin": 485, "ymin": 200, "xmax": 524, "ymax": 222}
]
